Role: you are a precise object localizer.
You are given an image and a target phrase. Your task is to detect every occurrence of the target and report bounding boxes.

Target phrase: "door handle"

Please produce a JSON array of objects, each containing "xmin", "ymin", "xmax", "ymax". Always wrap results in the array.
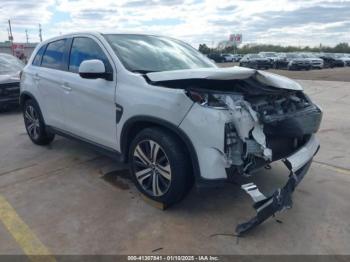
[{"xmin": 61, "ymin": 82, "xmax": 72, "ymax": 91}]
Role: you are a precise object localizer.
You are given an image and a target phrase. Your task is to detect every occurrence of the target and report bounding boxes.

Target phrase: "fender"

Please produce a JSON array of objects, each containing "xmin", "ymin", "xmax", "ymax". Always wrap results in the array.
[
  {"xmin": 19, "ymin": 91, "xmax": 37, "ymax": 107},
  {"xmin": 120, "ymin": 116, "xmax": 202, "ymax": 182}
]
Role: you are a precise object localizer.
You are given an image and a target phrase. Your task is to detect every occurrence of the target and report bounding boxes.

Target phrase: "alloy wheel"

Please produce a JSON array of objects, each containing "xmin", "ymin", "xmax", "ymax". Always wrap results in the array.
[
  {"xmin": 24, "ymin": 105, "xmax": 40, "ymax": 140},
  {"xmin": 132, "ymin": 140, "xmax": 172, "ymax": 197}
]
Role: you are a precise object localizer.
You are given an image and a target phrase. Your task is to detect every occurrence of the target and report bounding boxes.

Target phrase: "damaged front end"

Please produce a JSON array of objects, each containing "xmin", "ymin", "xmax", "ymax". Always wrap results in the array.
[
  {"xmin": 147, "ymin": 68, "xmax": 322, "ymax": 234},
  {"xmin": 186, "ymin": 86, "xmax": 321, "ymax": 234}
]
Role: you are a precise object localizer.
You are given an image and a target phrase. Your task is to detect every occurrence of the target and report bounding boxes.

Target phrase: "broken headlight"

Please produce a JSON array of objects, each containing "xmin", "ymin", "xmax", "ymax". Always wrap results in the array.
[{"xmin": 186, "ymin": 89, "xmax": 228, "ymax": 108}]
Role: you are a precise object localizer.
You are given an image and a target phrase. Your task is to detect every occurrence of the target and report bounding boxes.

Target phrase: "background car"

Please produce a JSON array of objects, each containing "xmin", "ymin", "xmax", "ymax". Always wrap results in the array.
[
  {"xmin": 232, "ymin": 54, "xmax": 243, "ymax": 62},
  {"xmin": 0, "ymin": 53, "xmax": 24, "ymax": 111},
  {"xmin": 316, "ymin": 53, "xmax": 345, "ymax": 68},
  {"xmin": 239, "ymin": 53, "xmax": 271, "ymax": 69},
  {"xmin": 275, "ymin": 53, "xmax": 311, "ymax": 70},
  {"xmin": 259, "ymin": 52, "xmax": 279, "ymax": 68},
  {"xmin": 207, "ymin": 53, "xmax": 226, "ymax": 63},
  {"xmin": 222, "ymin": 53, "xmax": 235, "ymax": 62},
  {"xmin": 299, "ymin": 53, "xmax": 324, "ymax": 69},
  {"xmin": 335, "ymin": 53, "xmax": 350, "ymax": 66}
]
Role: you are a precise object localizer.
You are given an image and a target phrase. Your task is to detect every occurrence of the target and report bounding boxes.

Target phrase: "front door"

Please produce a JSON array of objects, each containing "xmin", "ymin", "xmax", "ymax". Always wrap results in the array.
[
  {"xmin": 61, "ymin": 36, "xmax": 117, "ymax": 149},
  {"xmin": 37, "ymin": 39, "xmax": 68, "ymax": 129}
]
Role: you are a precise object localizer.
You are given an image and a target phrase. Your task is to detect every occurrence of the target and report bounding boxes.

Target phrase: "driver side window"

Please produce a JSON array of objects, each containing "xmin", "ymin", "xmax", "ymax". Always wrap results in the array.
[{"xmin": 69, "ymin": 37, "xmax": 112, "ymax": 74}]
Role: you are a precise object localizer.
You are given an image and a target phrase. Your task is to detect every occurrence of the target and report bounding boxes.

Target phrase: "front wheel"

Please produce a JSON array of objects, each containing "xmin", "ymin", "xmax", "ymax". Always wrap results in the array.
[
  {"xmin": 129, "ymin": 128, "xmax": 192, "ymax": 206},
  {"xmin": 23, "ymin": 99, "xmax": 55, "ymax": 145}
]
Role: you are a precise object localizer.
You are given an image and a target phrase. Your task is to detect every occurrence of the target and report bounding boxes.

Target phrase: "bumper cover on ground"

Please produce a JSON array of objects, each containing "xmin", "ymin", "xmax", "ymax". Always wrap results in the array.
[{"xmin": 236, "ymin": 135, "xmax": 320, "ymax": 235}]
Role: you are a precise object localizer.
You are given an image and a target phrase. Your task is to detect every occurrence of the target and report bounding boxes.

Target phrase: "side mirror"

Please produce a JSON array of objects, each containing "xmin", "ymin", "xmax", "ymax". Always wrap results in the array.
[{"xmin": 79, "ymin": 59, "xmax": 112, "ymax": 81}]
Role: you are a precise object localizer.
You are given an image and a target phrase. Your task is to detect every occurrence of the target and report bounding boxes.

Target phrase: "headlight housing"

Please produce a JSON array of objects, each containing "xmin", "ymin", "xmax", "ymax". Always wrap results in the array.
[{"xmin": 186, "ymin": 89, "xmax": 228, "ymax": 109}]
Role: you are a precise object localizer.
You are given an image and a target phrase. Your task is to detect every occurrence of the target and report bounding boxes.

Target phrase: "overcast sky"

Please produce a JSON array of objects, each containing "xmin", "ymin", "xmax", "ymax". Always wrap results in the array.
[{"xmin": 1, "ymin": 0, "xmax": 350, "ymax": 48}]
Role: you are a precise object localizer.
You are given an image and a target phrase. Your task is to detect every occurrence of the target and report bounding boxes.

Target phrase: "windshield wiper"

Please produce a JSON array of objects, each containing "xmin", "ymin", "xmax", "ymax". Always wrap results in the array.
[{"xmin": 131, "ymin": 70, "xmax": 160, "ymax": 74}]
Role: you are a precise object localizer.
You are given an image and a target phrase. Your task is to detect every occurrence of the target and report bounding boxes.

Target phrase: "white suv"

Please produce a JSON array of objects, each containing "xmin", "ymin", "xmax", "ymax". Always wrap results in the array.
[{"xmin": 20, "ymin": 32, "xmax": 322, "ymax": 234}]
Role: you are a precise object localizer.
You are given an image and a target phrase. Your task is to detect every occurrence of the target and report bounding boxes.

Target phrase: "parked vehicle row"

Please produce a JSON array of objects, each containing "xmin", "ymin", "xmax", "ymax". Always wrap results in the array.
[
  {"xmin": 239, "ymin": 52, "xmax": 350, "ymax": 70},
  {"xmin": 207, "ymin": 51, "xmax": 350, "ymax": 70}
]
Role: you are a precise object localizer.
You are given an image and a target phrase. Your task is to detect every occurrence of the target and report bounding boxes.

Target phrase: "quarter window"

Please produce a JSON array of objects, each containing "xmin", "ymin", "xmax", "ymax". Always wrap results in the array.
[
  {"xmin": 41, "ymin": 39, "xmax": 67, "ymax": 70},
  {"xmin": 69, "ymin": 37, "xmax": 112, "ymax": 73}
]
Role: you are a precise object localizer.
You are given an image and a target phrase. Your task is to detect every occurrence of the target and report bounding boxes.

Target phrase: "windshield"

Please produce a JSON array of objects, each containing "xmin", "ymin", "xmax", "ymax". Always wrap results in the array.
[
  {"xmin": 103, "ymin": 34, "xmax": 215, "ymax": 73},
  {"xmin": 0, "ymin": 54, "xmax": 24, "ymax": 75}
]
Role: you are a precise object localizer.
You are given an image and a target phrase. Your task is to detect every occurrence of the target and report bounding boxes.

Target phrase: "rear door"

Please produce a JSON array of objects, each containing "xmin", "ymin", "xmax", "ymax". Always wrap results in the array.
[{"xmin": 60, "ymin": 36, "xmax": 117, "ymax": 149}]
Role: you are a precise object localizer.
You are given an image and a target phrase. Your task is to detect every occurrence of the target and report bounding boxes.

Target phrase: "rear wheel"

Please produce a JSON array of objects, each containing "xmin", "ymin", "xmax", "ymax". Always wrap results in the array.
[
  {"xmin": 23, "ymin": 99, "xmax": 55, "ymax": 145},
  {"xmin": 129, "ymin": 128, "xmax": 192, "ymax": 206}
]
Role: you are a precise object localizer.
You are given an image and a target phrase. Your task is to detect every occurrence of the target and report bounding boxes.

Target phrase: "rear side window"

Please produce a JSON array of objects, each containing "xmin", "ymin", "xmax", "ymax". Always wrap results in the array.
[
  {"xmin": 69, "ymin": 37, "xmax": 112, "ymax": 73},
  {"xmin": 41, "ymin": 39, "xmax": 67, "ymax": 70},
  {"xmin": 32, "ymin": 45, "xmax": 46, "ymax": 66}
]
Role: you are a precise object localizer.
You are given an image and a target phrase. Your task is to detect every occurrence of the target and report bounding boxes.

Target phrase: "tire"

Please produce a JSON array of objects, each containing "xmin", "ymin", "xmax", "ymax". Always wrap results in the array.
[
  {"xmin": 129, "ymin": 127, "xmax": 192, "ymax": 206},
  {"xmin": 23, "ymin": 99, "xmax": 55, "ymax": 145}
]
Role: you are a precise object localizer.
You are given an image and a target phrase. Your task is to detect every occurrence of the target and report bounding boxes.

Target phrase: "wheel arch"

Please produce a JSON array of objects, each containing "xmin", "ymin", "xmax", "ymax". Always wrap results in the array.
[
  {"xmin": 120, "ymin": 116, "xmax": 200, "ymax": 181},
  {"xmin": 20, "ymin": 91, "xmax": 48, "ymax": 126},
  {"xmin": 20, "ymin": 91, "xmax": 37, "ymax": 108}
]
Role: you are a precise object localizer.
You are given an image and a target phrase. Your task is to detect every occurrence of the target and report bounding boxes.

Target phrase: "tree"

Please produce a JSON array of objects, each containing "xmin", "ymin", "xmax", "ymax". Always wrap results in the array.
[
  {"xmin": 333, "ymin": 43, "xmax": 350, "ymax": 53},
  {"xmin": 198, "ymin": 44, "xmax": 211, "ymax": 54}
]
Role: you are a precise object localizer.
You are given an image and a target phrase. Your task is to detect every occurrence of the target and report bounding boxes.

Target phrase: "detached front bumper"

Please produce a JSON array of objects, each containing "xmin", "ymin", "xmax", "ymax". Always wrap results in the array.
[{"xmin": 236, "ymin": 135, "xmax": 320, "ymax": 235}]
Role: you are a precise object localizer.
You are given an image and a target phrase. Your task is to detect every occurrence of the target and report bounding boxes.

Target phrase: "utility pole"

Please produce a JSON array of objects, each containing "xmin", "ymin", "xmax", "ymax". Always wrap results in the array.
[
  {"xmin": 39, "ymin": 24, "xmax": 42, "ymax": 42},
  {"xmin": 25, "ymin": 29, "xmax": 29, "ymax": 44},
  {"xmin": 8, "ymin": 20, "xmax": 14, "ymax": 55},
  {"xmin": 8, "ymin": 20, "xmax": 13, "ymax": 41}
]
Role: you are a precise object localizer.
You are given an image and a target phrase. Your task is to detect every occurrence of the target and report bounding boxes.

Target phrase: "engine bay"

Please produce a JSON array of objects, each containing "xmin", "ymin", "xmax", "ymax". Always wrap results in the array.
[{"xmin": 183, "ymin": 84, "xmax": 322, "ymax": 177}]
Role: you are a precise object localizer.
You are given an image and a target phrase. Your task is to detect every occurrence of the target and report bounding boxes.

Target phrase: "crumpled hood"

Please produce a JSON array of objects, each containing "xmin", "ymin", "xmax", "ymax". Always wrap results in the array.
[{"xmin": 146, "ymin": 66, "xmax": 303, "ymax": 91}]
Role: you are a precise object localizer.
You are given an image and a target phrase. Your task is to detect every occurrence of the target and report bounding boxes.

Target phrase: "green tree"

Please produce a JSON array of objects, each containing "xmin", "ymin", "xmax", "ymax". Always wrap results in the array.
[{"xmin": 198, "ymin": 44, "xmax": 211, "ymax": 54}]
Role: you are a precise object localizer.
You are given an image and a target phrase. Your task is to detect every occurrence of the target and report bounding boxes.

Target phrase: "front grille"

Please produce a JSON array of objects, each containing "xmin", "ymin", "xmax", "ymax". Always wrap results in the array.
[{"xmin": 0, "ymin": 82, "xmax": 20, "ymax": 98}]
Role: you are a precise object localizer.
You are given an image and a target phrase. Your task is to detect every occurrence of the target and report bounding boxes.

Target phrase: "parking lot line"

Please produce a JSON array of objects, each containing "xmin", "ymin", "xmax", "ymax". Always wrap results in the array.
[
  {"xmin": 0, "ymin": 194, "xmax": 55, "ymax": 261},
  {"xmin": 314, "ymin": 161, "xmax": 350, "ymax": 176}
]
